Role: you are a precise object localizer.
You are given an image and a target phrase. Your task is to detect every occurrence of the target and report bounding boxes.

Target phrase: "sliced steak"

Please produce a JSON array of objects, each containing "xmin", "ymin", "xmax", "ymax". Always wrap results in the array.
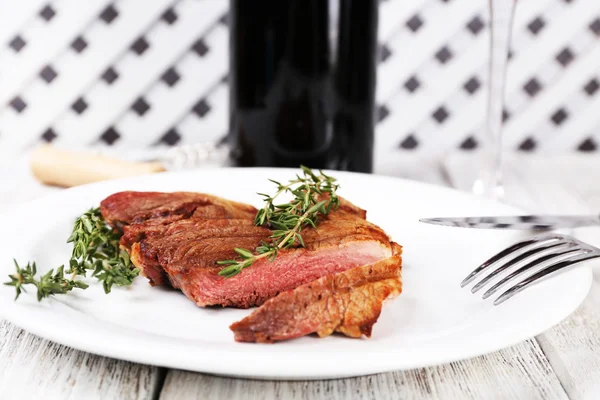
[
  {"xmin": 100, "ymin": 191, "xmax": 396, "ymax": 308},
  {"xmin": 230, "ymin": 243, "xmax": 402, "ymax": 342},
  {"xmin": 100, "ymin": 191, "xmax": 256, "ymax": 228}
]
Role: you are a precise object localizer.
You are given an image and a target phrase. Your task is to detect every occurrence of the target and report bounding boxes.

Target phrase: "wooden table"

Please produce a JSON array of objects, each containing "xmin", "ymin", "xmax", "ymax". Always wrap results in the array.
[{"xmin": 1, "ymin": 153, "xmax": 599, "ymax": 399}]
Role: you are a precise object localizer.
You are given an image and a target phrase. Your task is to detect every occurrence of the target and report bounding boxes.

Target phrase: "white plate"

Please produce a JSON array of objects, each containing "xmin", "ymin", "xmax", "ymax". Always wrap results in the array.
[{"xmin": 0, "ymin": 168, "xmax": 592, "ymax": 380}]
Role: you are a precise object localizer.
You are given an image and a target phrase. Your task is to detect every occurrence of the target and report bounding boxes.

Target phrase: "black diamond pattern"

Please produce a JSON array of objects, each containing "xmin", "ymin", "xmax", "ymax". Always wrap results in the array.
[
  {"xmin": 578, "ymin": 138, "xmax": 596, "ymax": 152},
  {"xmin": 40, "ymin": 65, "xmax": 57, "ymax": 83},
  {"xmin": 192, "ymin": 38, "xmax": 209, "ymax": 57},
  {"xmin": 162, "ymin": 8, "xmax": 178, "ymax": 24},
  {"xmin": 435, "ymin": 46, "xmax": 453, "ymax": 64},
  {"xmin": 100, "ymin": 4, "xmax": 118, "ymax": 24},
  {"xmin": 102, "ymin": 67, "xmax": 119, "ymax": 84},
  {"xmin": 218, "ymin": 12, "xmax": 229, "ymax": 26},
  {"xmin": 39, "ymin": 4, "xmax": 56, "ymax": 21},
  {"xmin": 132, "ymin": 97, "xmax": 150, "ymax": 116},
  {"xmin": 101, "ymin": 127, "xmax": 120, "ymax": 145},
  {"xmin": 160, "ymin": 128, "xmax": 181, "ymax": 145},
  {"xmin": 192, "ymin": 99, "xmax": 211, "ymax": 117},
  {"xmin": 502, "ymin": 109, "xmax": 510, "ymax": 123},
  {"xmin": 460, "ymin": 136, "xmax": 478, "ymax": 150},
  {"xmin": 463, "ymin": 76, "xmax": 481, "ymax": 94},
  {"xmin": 400, "ymin": 135, "xmax": 418, "ymax": 149},
  {"xmin": 466, "ymin": 15, "xmax": 484, "ymax": 35},
  {"xmin": 162, "ymin": 67, "xmax": 181, "ymax": 87},
  {"xmin": 528, "ymin": 17, "xmax": 545, "ymax": 35},
  {"xmin": 379, "ymin": 44, "xmax": 392, "ymax": 63},
  {"xmin": 9, "ymin": 96, "xmax": 26, "ymax": 113},
  {"xmin": 41, "ymin": 128, "xmax": 57, "ymax": 143},
  {"xmin": 71, "ymin": 36, "xmax": 88, "ymax": 53},
  {"xmin": 9, "ymin": 35, "xmax": 26, "ymax": 52},
  {"xmin": 71, "ymin": 97, "xmax": 88, "ymax": 114},
  {"xmin": 523, "ymin": 78, "xmax": 542, "ymax": 97},
  {"xmin": 404, "ymin": 76, "xmax": 420, "ymax": 92},
  {"xmin": 551, "ymin": 108, "xmax": 569, "ymax": 125},
  {"xmin": 432, "ymin": 106, "xmax": 449, "ymax": 123},
  {"xmin": 7, "ymin": 4, "xmax": 594, "ymax": 154},
  {"xmin": 406, "ymin": 14, "xmax": 423, "ymax": 32},
  {"xmin": 556, "ymin": 47, "xmax": 574, "ymax": 67},
  {"xmin": 519, "ymin": 137, "xmax": 537, "ymax": 151},
  {"xmin": 377, "ymin": 105, "xmax": 390, "ymax": 123},
  {"xmin": 590, "ymin": 18, "xmax": 600, "ymax": 36},
  {"xmin": 131, "ymin": 37, "xmax": 149, "ymax": 55},
  {"xmin": 584, "ymin": 78, "xmax": 599, "ymax": 96}
]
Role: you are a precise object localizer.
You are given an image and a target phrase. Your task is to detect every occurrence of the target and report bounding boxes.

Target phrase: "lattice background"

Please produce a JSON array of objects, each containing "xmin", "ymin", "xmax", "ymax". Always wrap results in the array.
[{"xmin": 1, "ymin": 0, "xmax": 599, "ymax": 163}]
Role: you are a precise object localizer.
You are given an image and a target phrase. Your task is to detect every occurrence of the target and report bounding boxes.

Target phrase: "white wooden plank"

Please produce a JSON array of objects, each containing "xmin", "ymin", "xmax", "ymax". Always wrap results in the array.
[
  {"xmin": 159, "ymin": 340, "xmax": 567, "ymax": 400},
  {"xmin": 159, "ymin": 155, "xmax": 569, "ymax": 400},
  {"xmin": 0, "ymin": 159, "xmax": 164, "ymax": 399},
  {"xmin": 0, "ymin": 319, "xmax": 163, "ymax": 400},
  {"xmin": 443, "ymin": 152, "xmax": 600, "ymax": 400},
  {"xmin": 0, "ymin": 154, "xmax": 590, "ymax": 400},
  {"xmin": 537, "ymin": 279, "xmax": 600, "ymax": 400},
  {"xmin": 507, "ymin": 155, "xmax": 600, "ymax": 400}
]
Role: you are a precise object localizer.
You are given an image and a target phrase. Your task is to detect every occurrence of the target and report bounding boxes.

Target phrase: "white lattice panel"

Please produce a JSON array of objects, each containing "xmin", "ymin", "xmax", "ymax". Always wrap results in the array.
[{"xmin": 0, "ymin": 0, "xmax": 598, "ymax": 162}]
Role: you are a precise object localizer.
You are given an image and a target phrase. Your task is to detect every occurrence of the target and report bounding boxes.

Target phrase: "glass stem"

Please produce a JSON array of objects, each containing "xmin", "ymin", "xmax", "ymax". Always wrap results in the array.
[{"xmin": 472, "ymin": 0, "xmax": 517, "ymax": 200}]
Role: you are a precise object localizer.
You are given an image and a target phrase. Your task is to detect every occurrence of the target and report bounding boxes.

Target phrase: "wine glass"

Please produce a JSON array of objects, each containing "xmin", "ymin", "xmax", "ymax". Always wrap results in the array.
[{"xmin": 471, "ymin": 0, "xmax": 517, "ymax": 200}]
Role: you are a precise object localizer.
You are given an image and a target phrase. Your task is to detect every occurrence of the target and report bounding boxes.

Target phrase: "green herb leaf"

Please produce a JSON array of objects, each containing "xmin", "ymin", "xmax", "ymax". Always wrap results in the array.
[
  {"xmin": 234, "ymin": 248, "xmax": 254, "ymax": 259},
  {"xmin": 218, "ymin": 166, "xmax": 340, "ymax": 278},
  {"xmin": 7, "ymin": 207, "xmax": 139, "ymax": 301},
  {"xmin": 4, "ymin": 260, "xmax": 88, "ymax": 301}
]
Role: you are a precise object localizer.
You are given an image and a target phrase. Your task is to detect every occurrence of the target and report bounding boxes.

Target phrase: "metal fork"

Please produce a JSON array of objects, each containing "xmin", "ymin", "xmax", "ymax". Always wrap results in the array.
[{"xmin": 462, "ymin": 233, "xmax": 600, "ymax": 305}]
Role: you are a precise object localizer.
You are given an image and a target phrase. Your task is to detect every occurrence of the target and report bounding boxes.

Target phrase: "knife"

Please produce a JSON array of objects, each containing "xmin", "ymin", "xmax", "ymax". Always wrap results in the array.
[
  {"xmin": 30, "ymin": 143, "xmax": 227, "ymax": 188},
  {"xmin": 419, "ymin": 215, "xmax": 600, "ymax": 230}
]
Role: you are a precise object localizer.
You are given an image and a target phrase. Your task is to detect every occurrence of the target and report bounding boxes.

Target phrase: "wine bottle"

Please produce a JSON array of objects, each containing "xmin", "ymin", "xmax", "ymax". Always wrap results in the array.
[{"xmin": 228, "ymin": 0, "xmax": 378, "ymax": 173}]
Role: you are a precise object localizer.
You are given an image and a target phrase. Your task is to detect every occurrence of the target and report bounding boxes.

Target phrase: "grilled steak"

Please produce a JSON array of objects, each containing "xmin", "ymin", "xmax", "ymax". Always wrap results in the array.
[
  {"xmin": 100, "ymin": 191, "xmax": 396, "ymax": 308},
  {"xmin": 101, "ymin": 191, "xmax": 257, "ymax": 228},
  {"xmin": 230, "ymin": 244, "xmax": 402, "ymax": 342}
]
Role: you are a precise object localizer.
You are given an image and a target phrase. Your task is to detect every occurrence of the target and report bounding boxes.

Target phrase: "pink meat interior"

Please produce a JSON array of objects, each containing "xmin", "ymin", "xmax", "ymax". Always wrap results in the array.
[{"xmin": 170, "ymin": 240, "xmax": 392, "ymax": 307}]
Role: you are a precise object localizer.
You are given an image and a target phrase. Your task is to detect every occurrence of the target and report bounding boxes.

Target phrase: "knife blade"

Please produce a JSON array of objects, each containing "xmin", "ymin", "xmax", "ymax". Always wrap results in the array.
[{"xmin": 419, "ymin": 215, "xmax": 600, "ymax": 230}]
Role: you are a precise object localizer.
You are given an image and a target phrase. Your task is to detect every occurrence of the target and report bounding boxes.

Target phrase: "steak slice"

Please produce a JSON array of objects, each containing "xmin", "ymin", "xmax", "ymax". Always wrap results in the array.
[
  {"xmin": 100, "ymin": 191, "xmax": 257, "ymax": 228},
  {"xmin": 100, "ymin": 191, "xmax": 396, "ymax": 308},
  {"xmin": 130, "ymin": 218, "xmax": 269, "ymax": 287},
  {"xmin": 130, "ymin": 206, "xmax": 392, "ymax": 308},
  {"xmin": 101, "ymin": 191, "xmax": 259, "ymax": 286},
  {"xmin": 230, "ymin": 243, "xmax": 402, "ymax": 342}
]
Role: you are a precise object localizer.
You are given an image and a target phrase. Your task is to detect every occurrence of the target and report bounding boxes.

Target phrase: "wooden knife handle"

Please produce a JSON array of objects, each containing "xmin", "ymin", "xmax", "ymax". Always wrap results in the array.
[{"xmin": 30, "ymin": 145, "xmax": 166, "ymax": 188}]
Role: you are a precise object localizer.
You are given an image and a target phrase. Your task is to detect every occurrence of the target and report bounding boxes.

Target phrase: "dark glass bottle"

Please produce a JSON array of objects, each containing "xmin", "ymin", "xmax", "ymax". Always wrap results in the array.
[{"xmin": 228, "ymin": 0, "xmax": 378, "ymax": 173}]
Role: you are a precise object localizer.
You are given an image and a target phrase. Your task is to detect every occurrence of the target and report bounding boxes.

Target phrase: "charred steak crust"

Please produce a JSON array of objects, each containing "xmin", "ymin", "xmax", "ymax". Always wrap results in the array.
[
  {"xmin": 230, "ymin": 243, "xmax": 403, "ymax": 343},
  {"xmin": 100, "ymin": 191, "xmax": 398, "ymax": 309},
  {"xmin": 100, "ymin": 191, "xmax": 257, "ymax": 228},
  {"xmin": 101, "ymin": 191, "xmax": 259, "ymax": 286}
]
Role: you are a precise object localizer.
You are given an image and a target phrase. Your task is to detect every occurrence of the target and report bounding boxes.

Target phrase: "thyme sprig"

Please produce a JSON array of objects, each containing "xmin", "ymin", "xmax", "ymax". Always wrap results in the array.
[
  {"xmin": 6, "ymin": 208, "xmax": 139, "ymax": 301},
  {"xmin": 67, "ymin": 208, "xmax": 139, "ymax": 293},
  {"xmin": 5, "ymin": 261, "xmax": 89, "ymax": 301},
  {"xmin": 218, "ymin": 166, "xmax": 339, "ymax": 278}
]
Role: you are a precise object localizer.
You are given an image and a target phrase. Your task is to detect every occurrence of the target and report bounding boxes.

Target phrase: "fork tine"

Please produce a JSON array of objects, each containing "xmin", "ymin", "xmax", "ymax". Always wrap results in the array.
[
  {"xmin": 494, "ymin": 253, "xmax": 600, "ymax": 305},
  {"xmin": 461, "ymin": 234, "xmax": 565, "ymax": 287},
  {"xmin": 470, "ymin": 242, "xmax": 570, "ymax": 293},
  {"xmin": 481, "ymin": 246, "xmax": 583, "ymax": 299}
]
